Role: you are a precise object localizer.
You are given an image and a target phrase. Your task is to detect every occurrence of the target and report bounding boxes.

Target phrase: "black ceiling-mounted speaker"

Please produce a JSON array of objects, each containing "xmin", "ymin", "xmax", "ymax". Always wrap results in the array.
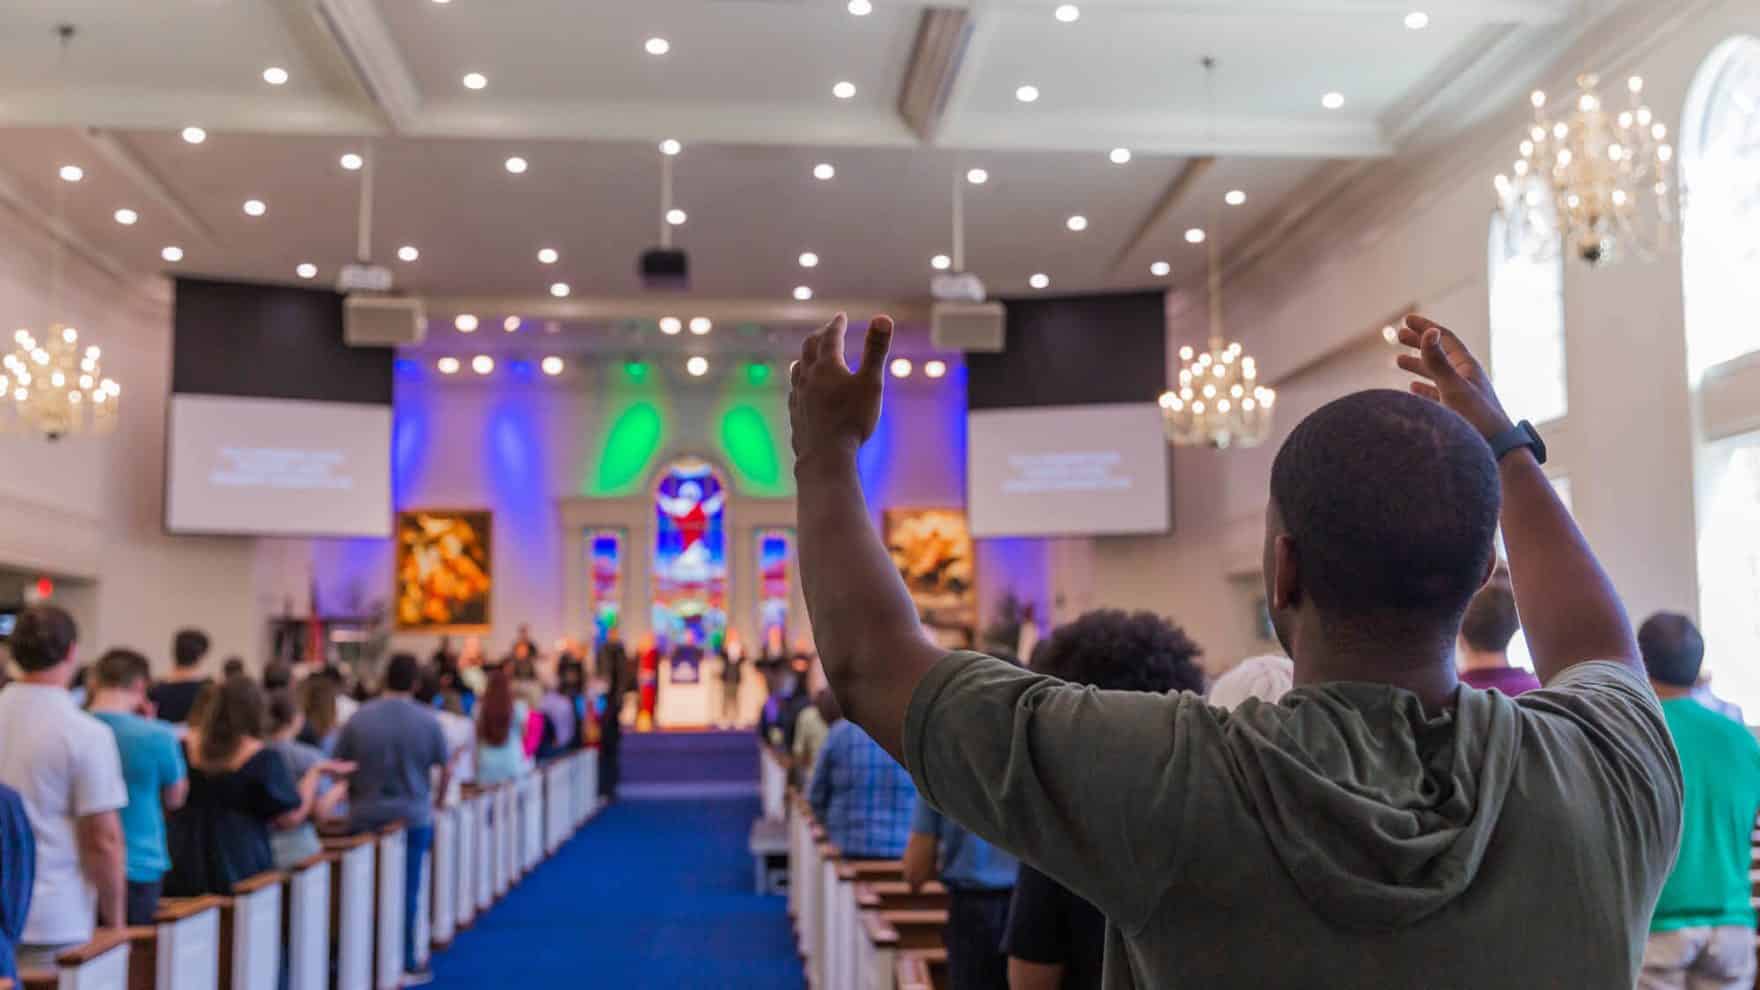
[{"xmin": 640, "ymin": 248, "xmax": 689, "ymax": 290}]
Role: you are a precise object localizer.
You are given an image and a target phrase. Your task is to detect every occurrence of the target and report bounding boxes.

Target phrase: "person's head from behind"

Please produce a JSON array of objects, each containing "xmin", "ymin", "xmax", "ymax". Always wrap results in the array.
[
  {"xmin": 199, "ymin": 675, "xmax": 268, "ymax": 768},
  {"xmin": 262, "ymin": 661, "xmax": 294, "ymax": 693},
  {"xmin": 1265, "ymin": 390, "xmax": 1500, "ymax": 675},
  {"xmin": 10, "ymin": 604, "xmax": 79, "ymax": 683},
  {"xmin": 266, "ymin": 689, "xmax": 304, "ymax": 741},
  {"xmin": 1032, "ymin": 609, "xmax": 1205, "ymax": 694},
  {"xmin": 91, "ymin": 648, "xmax": 153, "ymax": 707},
  {"xmin": 478, "ymin": 667, "xmax": 516, "ymax": 745},
  {"xmin": 173, "ymin": 628, "xmax": 210, "ymax": 671},
  {"xmin": 222, "ymin": 657, "xmax": 246, "ymax": 679},
  {"xmin": 383, "ymin": 652, "xmax": 420, "ymax": 695},
  {"xmin": 1638, "ymin": 612, "xmax": 1704, "ymax": 692},
  {"xmin": 1458, "ymin": 574, "xmax": 1520, "ymax": 662},
  {"xmin": 296, "ymin": 674, "xmax": 340, "ymax": 740}
]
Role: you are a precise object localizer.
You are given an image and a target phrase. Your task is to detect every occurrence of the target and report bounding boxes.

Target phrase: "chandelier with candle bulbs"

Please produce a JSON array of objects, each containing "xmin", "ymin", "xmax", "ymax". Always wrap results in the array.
[
  {"xmin": 1494, "ymin": 73, "xmax": 1676, "ymax": 267},
  {"xmin": 2, "ymin": 325, "xmax": 119, "ymax": 440}
]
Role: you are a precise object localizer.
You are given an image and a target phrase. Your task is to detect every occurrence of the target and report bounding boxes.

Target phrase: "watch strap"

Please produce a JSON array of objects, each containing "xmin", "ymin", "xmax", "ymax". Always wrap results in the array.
[{"xmin": 1487, "ymin": 420, "xmax": 1546, "ymax": 465}]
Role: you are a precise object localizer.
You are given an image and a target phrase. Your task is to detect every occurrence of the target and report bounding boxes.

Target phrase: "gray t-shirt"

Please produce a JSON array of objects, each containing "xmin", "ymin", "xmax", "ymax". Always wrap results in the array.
[
  {"xmin": 334, "ymin": 697, "xmax": 448, "ymax": 831},
  {"xmin": 905, "ymin": 653, "xmax": 1683, "ymax": 989}
]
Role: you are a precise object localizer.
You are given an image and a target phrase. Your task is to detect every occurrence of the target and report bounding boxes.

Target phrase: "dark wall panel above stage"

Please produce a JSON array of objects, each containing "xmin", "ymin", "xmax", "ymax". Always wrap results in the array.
[
  {"xmin": 966, "ymin": 291, "xmax": 1166, "ymax": 410},
  {"xmin": 172, "ymin": 277, "xmax": 392, "ymax": 405}
]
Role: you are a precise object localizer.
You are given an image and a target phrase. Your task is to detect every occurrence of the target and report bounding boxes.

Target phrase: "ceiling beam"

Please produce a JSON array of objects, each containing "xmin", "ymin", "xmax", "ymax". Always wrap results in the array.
[
  {"xmin": 897, "ymin": 8, "xmax": 975, "ymax": 143},
  {"xmin": 79, "ymin": 129, "xmax": 219, "ymax": 248},
  {"xmin": 945, "ymin": 111, "xmax": 1390, "ymax": 157},
  {"xmin": 1108, "ymin": 156, "xmax": 1213, "ymax": 273},
  {"xmin": 418, "ymin": 297, "xmax": 933, "ymax": 326},
  {"xmin": 279, "ymin": 0, "xmax": 422, "ymax": 133},
  {"xmin": 0, "ymin": 165, "xmax": 135, "ymax": 287},
  {"xmin": 856, "ymin": 0, "xmax": 1570, "ymax": 23}
]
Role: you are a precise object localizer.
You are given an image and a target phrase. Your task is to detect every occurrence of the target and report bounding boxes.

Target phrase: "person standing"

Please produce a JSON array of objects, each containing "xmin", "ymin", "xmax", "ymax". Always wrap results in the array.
[
  {"xmin": 807, "ymin": 720, "xmax": 916, "ymax": 861},
  {"xmin": 717, "ymin": 629, "xmax": 747, "ymax": 729},
  {"xmin": 0, "ymin": 606, "xmax": 128, "ymax": 970},
  {"xmin": 149, "ymin": 628, "xmax": 212, "ymax": 725},
  {"xmin": 1456, "ymin": 573, "xmax": 1542, "ymax": 696},
  {"xmin": 86, "ymin": 649, "xmax": 188, "ymax": 924},
  {"xmin": 596, "ymin": 630, "xmax": 632, "ymax": 800},
  {"xmin": 333, "ymin": 654, "xmax": 450, "ymax": 987},
  {"xmin": 904, "ymin": 796, "xmax": 1017, "ymax": 990},
  {"xmin": 474, "ymin": 669, "xmax": 531, "ymax": 787},
  {"xmin": 264, "ymin": 691, "xmax": 348, "ymax": 870},
  {"xmin": 1640, "ymin": 612, "xmax": 1760, "ymax": 990}
]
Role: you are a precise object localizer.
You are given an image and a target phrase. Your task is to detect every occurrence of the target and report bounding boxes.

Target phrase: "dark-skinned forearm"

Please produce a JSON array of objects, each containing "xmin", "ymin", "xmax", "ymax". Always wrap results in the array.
[{"xmin": 1498, "ymin": 450, "xmax": 1639, "ymax": 683}]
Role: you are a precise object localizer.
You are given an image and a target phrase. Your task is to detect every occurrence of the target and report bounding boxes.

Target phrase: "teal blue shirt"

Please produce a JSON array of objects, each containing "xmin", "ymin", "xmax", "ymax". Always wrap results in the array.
[
  {"xmin": 912, "ymin": 797, "xmax": 1017, "ymax": 892},
  {"xmin": 1652, "ymin": 697, "xmax": 1760, "ymax": 931},
  {"xmin": 91, "ymin": 712, "xmax": 186, "ymax": 883}
]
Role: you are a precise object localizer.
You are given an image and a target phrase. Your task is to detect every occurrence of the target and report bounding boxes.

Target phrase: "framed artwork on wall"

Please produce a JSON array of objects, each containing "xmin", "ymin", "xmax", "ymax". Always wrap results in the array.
[
  {"xmin": 883, "ymin": 507, "xmax": 976, "ymax": 647},
  {"xmin": 395, "ymin": 509, "xmax": 493, "ymax": 631}
]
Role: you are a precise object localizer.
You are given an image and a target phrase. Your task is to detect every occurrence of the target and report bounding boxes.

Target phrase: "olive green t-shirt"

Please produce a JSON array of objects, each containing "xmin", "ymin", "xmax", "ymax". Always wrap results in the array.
[{"xmin": 904, "ymin": 654, "xmax": 1682, "ymax": 989}]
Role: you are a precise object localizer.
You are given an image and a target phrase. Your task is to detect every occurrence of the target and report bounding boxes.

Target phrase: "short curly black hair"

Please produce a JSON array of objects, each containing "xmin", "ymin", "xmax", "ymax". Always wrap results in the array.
[
  {"xmin": 11, "ymin": 604, "xmax": 78, "ymax": 673},
  {"xmin": 1031, "ymin": 609, "xmax": 1204, "ymax": 694}
]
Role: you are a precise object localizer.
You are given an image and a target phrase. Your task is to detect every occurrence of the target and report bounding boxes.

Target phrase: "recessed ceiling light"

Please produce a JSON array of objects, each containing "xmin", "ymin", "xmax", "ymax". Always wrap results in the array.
[
  {"xmin": 1185, "ymin": 227, "xmax": 1206, "ymax": 243},
  {"xmin": 296, "ymin": 263, "xmax": 317, "ymax": 279},
  {"xmin": 1404, "ymin": 10, "xmax": 1430, "ymax": 29},
  {"xmin": 1224, "ymin": 189, "xmax": 1247, "ymax": 206},
  {"xmin": 455, "ymin": 314, "xmax": 479, "ymax": 333},
  {"xmin": 689, "ymin": 317, "xmax": 713, "ymax": 335},
  {"xmin": 659, "ymin": 139, "xmax": 682, "ymax": 156},
  {"xmin": 58, "ymin": 165, "xmax": 83, "ymax": 183},
  {"xmin": 340, "ymin": 152, "xmax": 364, "ymax": 171},
  {"xmin": 659, "ymin": 317, "xmax": 683, "ymax": 335},
  {"xmin": 799, "ymin": 252, "xmax": 819, "ymax": 268},
  {"xmin": 437, "ymin": 357, "xmax": 460, "ymax": 375},
  {"xmin": 181, "ymin": 126, "xmax": 207, "ymax": 145},
  {"xmin": 1054, "ymin": 4, "xmax": 1080, "ymax": 22},
  {"xmin": 161, "ymin": 246, "xmax": 184, "ymax": 263},
  {"xmin": 462, "ymin": 72, "xmax": 488, "ymax": 90},
  {"xmin": 432, "ymin": 0, "xmax": 451, "ymax": 5},
  {"xmin": 549, "ymin": 282, "xmax": 571, "ymax": 297},
  {"xmin": 924, "ymin": 359, "xmax": 948, "ymax": 379},
  {"xmin": 793, "ymin": 286, "xmax": 813, "ymax": 301},
  {"xmin": 503, "ymin": 316, "xmax": 521, "ymax": 332},
  {"xmin": 686, "ymin": 356, "xmax": 709, "ymax": 377},
  {"xmin": 472, "ymin": 355, "xmax": 494, "ymax": 375},
  {"xmin": 398, "ymin": 245, "xmax": 419, "ymax": 261},
  {"xmin": 1065, "ymin": 215, "xmax": 1088, "ymax": 232},
  {"xmin": 263, "ymin": 67, "xmax": 289, "ymax": 86},
  {"xmin": 965, "ymin": 168, "xmax": 988, "ymax": 185},
  {"xmin": 890, "ymin": 358, "xmax": 913, "ymax": 378},
  {"xmin": 537, "ymin": 248, "xmax": 559, "ymax": 264},
  {"xmin": 1015, "ymin": 84, "xmax": 1040, "ymax": 103},
  {"xmin": 1150, "ymin": 261, "xmax": 1171, "ymax": 277},
  {"xmin": 541, "ymin": 356, "xmax": 565, "ymax": 376},
  {"xmin": 113, "ymin": 208, "xmax": 138, "ymax": 226},
  {"xmin": 931, "ymin": 254, "xmax": 952, "ymax": 271},
  {"xmin": 1029, "ymin": 273, "xmax": 1050, "ymax": 289},
  {"xmin": 832, "ymin": 81, "xmax": 857, "ymax": 99},
  {"xmin": 848, "ymin": 0, "xmax": 873, "ymax": 14},
  {"xmin": 1109, "ymin": 147, "xmax": 1132, "ymax": 165},
  {"xmin": 243, "ymin": 199, "xmax": 267, "ymax": 217},
  {"xmin": 1321, "ymin": 91, "xmax": 1345, "ymax": 110},
  {"xmin": 666, "ymin": 208, "xmax": 687, "ymax": 226},
  {"xmin": 504, "ymin": 156, "xmax": 528, "ymax": 174},
  {"xmin": 645, "ymin": 37, "xmax": 671, "ymax": 56},
  {"xmin": 813, "ymin": 163, "xmax": 836, "ymax": 180}
]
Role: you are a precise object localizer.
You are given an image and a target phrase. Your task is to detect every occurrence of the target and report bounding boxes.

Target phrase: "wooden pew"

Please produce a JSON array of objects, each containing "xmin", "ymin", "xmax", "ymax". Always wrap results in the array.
[
  {"xmin": 463, "ymin": 785, "xmax": 495, "ymax": 914},
  {"xmin": 543, "ymin": 759, "xmax": 569, "ymax": 855},
  {"xmin": 877, "ymin": 910, "xmax": 948, "ymax": 952},
  {"xmin": 494, "ymin": 785, "xmax": 515, "ymax": 899},
  {"xmin": 453, "ymin": 792, "xmax": 478, "ymax": 932},
  {"xmin": 859, "ymin": 881, "xmax": 949, "ymax": 913},
  {"xmin": 374, "ymin": 825, "xmax": 407, "ymax": 990},
  {"xmin": 284, "ymin": 854, "xmax": 333, "ymax": 990},
  {"xmin": 431, "ymin": 804, "xmax": 458, "ymax": 951},
  {"xmin": 149, "ymin": 896, "xmax": 225, "ymax": 990},
  {"xmin": 894, "ymin": 949, "xmax": 947, "ymax": 990},
  {"xmin": 575, "ymin": 750, "xmax": 597, "ymax": 827},
  {"xmin": 521, "ymin": 773, "xmax": 544, "ymax": 873},
  {"xmin": 323, "ymin": 833, "xmax": 376, "ymax": 990},
  {"xmin": 17, "ymin": 928, "xmax": 136, "ymax": 990},
  {"xmin": 216, "ymin": 871, "xmax": 284, "ymax": 990}
]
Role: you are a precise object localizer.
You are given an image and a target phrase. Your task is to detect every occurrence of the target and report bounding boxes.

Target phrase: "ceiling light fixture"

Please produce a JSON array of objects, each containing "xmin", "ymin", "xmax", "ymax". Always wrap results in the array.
[
  {"xmin": 1150, "ymin": 261, "xmax": 1171, "ymax": 276},
  {"xmin": 455, "ymin": 314, "xmax": 479, "ymax": 333},
  {"xmin": 549, "ymin": 282, "xmax": 571, "ymax": 297},
  {"xmin": 798, "ymin": 252, "xmax": 819, "ymax": 268},
  {"xmin": 1185, "ymin": 227, "xmax": 1206, "ymax": 243},
  {"xmin": 686, "ymin": 356, "xmax": 709, "ymax": 377},
  {"xmin": 1065, "ymin": 215, "xmax": 1088, "ymax": 232},
  {"xmin": 645, "ymin": 37, "xmax": 671, "ymax": 56},
  {"xmin": 1321, "ymin": 91, "xmax": 1345, "ymax": 110},
  {"xmin": 813, "ymin": 163, "xmax": 836, "ymax": 180},
  {"xmin": 541, "ymin": 356, "xmax": 565, "ymax": 376},
  {"xmin": 931, "ymin": 254, "xmax": 951, "ymax": 271},
  {"xmin": 161, "ymin": 246, "xmax": 183, "ymax": 263},
  {"xmin": 848, "ymin": 0, "xmax": 873, "ymax": 14},
  {"xmin": 793, "ymin": 286, "xmax": 813, "ymax": 301},
  {"xmin": 296, "ymin": 263, "xmax": 317, "ymax": 279},
  {"xmin": 437, "ymin": 357, "xmax": 460, "ymax": 375},
  {"xmin": 537, "ymin": 248, "xmax": 559, "ymax": 264},
  {"xmin": 666, "ymin": 208, "xmax": 687, "ymax": 226},
  {"xmin": 689, "ymin": 317, "xmax": 713, "ymax": 335},
  {"xmin": 58, "ymin": 165, "xmax": 83, "ymax": 183},
  {"xmin": 659, "ymin": 139, "xmax": 682, "ymax": 156},
  {"xmin": 1404, "ymin": 10, "xmax": 1430, "ymax": 29},
  {"xmin": 1054, "ymin": 4, "xmax": 1080, "ymax": 22},
  {"xmin": 243, "ymin": 199, "xmax": 267, "ymax": 217},
  {"xmin": 890, "ymin": 358, "xmax": 913, "ymax": 378},
  {"xmin": 1029, "ymin": 273, "xmax": 1050, "ymax": 289},
  {"xmin": 503, "ymin": 317, "xmax": 521, "ymax": 332},
  {"xmin": 1015, "ymin": 84, "xmax": 1040, "ymax": 103},
  {"xmin": 504, "ymin": 156, "xmax": 528, "ymax": 174},
  {"xmin": 659, "ymin": 317, "xmax": 683, "ymax": 335},
  {"xmin": 924, "ymin": 359, "xmax": 948, "ymax": 379},
  {"xmin": 181, "ymin": 126, "xmax": 206, "ymax": 145},
  {"xmin": 472, "ymin": 355, "xmax": 494, "ymax": 375},
  {"xmin": 832, "ymin": 81, "xmax": 857, "ymax": 99},
  {"xmin": 462, "ymin": 72, "xmax": 487, "ymax": 90},
  {"xmin": 1225, "ymin": 189, "xmax": 1247, "ymax": 206},
  {"xmin": 398, "ymin": 245, "xmax": 419, "ymax": 261},
  {"xmin": 965, "ymin": 168, "xmax": 988, "ymax": 185},
  {"xmin": 262, "ymin": 67, "xmax": 289, "ymax": 86},
  {"xmin": 113, "ymin": 209, "xmax": 138, "ymax": 226},
  {"xmin": 340, "ymin": 152, "xmax": 364, "ymax": 171},
  {"xmin": 1109, "ymin": 148, "xmax": 1132, "ymax": 164}
]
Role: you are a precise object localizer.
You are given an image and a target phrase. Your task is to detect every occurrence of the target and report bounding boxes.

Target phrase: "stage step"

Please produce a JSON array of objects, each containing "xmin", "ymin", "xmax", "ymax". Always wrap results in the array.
[{"xmin": 621, "ymin": 730, "xmax": 760, "ymax": 797}]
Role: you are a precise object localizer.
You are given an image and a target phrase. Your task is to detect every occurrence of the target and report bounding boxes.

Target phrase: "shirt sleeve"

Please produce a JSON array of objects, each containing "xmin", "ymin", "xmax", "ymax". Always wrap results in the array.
[
  {"xmin": 333, "ymin": 722, "xmax": 357, "ymax": 763},
  {"xmin": 808, "ymin": 729, "xmax": 837, "ymax": 822},
  {"xmin": 1001, "ymin": 863, "xmax": 1070, "ymax": 965},
  {"xmin": 250, "ymin": 750, "xmax": 304, "ymax": 821},
  {"xmin": 71, "ymin": 720, "xmax": 129, "ymax": 817},
  {"xmin": 904, "ymin": 651, "xmax": 1211, "ymax": 930},
  {"xmin": 159, "ymin": 727, "xmax": 188, "ymax": 786},
  {"xmin": 910, "ymin": 796, "xmax": 941, "ymax": 838}
]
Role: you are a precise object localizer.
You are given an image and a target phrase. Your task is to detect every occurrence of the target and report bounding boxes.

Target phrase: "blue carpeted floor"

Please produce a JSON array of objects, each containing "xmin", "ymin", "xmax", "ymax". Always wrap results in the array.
[{"xmin": 431, "ymin": 796, "xmax": 804, "ymax": 989}]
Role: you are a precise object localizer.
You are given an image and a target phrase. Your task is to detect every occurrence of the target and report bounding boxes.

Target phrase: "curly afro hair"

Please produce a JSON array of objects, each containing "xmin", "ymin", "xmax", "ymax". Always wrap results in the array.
[{"xmin": 1032, "ymin": 609, "xmax": 1205, "ymax": 694}]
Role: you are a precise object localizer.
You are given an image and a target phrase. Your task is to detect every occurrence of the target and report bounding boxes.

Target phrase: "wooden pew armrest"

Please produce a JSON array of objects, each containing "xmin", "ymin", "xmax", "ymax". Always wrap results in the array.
[
  {"xmin": 154, "ymin": 895, "xmax": 226, "ymax": 923},
  {"xmin": 233, "ymin": 870, "xmax": 285, "ymax": 895},
  {"xmin": 53, "ymin": 927, "xmax": 138, "ymax": 966},
  {"xmin": 861, "ymin": 910, "xmax": 900, "ymax": 947}
]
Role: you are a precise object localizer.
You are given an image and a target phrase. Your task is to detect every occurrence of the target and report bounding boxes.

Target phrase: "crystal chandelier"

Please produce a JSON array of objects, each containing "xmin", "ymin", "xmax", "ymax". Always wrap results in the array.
[
  {"xmin": 1494, "ymin": 73, "xmax": 1677, "ymax": 266},
  {"xmin": 2, "ymin": 325, "xmax": 119, "ymax": 439}
]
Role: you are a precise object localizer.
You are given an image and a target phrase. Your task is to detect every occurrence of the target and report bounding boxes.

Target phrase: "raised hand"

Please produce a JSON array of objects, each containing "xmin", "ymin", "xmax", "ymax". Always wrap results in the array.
[
  {"xmin": 1394, "ymin": 314, "xmax": 1514, "ymax": 441},
  {"xmin": 788, "ymin": 312, "xmax": 894, "ymax": 466}
]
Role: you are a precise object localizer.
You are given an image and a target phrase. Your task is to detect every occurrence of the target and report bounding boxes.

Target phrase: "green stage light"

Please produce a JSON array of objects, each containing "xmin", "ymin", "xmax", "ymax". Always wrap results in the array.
[
  {"xmin": 745, "ymin": 362, "xmax": 771, "ymax": 386},
  {"xmin": 594, "ymin": 401, "xmax": 664, "ymax": 495},
  {"xmin": 720, "ymin": 404, "xmax": 783, "ymax": 491},
  {"xmin": 623, "ymin": 360, "xmax": 650, "ymax": 383}
]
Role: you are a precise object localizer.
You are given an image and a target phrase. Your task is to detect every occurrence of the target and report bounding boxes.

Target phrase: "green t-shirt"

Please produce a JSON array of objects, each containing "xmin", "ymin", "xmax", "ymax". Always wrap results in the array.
[
  {"xmin": 91, "ymin": 711, "xmax": 187, "ymax": 883},
  {"xmin": 1652, "ymin": 697, "xmax": 1760, "ymax": 931}
]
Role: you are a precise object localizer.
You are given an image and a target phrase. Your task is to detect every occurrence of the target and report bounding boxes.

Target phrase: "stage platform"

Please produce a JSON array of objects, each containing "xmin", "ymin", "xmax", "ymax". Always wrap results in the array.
[{"xmin": 621, "ymin": 729, "xmax": 761, "ymax": 799}]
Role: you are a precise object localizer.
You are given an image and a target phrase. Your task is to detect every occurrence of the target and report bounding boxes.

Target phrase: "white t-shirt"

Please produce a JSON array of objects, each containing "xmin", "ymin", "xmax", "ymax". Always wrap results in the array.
[
  {"xmin": 434, "ymin": 709, "xmax": 475, "ymax": 806},
  {"xmin": 0, "ymin": 682, "xmax": 128, "ymax": 944}
]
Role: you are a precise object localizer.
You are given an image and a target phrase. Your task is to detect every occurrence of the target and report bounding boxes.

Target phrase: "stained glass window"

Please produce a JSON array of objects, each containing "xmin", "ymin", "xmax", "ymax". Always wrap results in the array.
[
  {"xmin": 651, "ymin": 458, "xmax": 728, "ymax": 649},
  {"xmin": 757, "ymin": 528, "xmax": 794, "ymax": 646},
  {"xmin": 586, "ymin": 528, "xmax": 624, "ymax": 646}
]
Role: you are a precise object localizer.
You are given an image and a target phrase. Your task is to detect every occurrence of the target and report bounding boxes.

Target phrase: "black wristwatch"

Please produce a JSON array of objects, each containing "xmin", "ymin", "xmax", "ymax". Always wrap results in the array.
[{"xmin": 1487, "ymin": 420, "xmax": 1546, "ymax": 465}]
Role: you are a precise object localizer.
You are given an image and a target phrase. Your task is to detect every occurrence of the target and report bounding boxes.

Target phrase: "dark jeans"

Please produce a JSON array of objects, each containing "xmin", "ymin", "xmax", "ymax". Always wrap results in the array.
[
  {"xmin": 126, "ymin": 879, "xmax": 162, "ymax": 926},
  {"xmin": 404, "ymin": 825, "xmax": 433, "ymax": 973},
  {"xmin": 945, "ymin": 888, "xmax": 1012, "ymax": 990}
]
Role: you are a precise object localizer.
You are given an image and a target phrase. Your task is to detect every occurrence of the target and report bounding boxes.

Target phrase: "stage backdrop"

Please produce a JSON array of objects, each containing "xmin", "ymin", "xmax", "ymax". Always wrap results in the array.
[
  {"xmin": 395, "ymin": 509, "xmax": 493, "ymax": 631},
  {"xmin": 884, "ymin": 508, "xmax": 976, "ymax": 646}
]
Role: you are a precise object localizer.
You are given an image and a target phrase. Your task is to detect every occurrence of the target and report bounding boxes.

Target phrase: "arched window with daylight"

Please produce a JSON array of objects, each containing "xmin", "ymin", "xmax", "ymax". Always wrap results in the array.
[
  {"xmin": 1683, "ymin": 37, "xmax": 1760, "ymax": 717},
  {"xmin": 1488, "ymin": 186, "xmax": 1568, "ymax": 425}
]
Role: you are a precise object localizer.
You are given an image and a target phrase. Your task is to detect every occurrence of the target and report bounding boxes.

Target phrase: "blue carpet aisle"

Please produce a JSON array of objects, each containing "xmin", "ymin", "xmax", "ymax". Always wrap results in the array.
[{"xmin": 430, "ymin": 795, "xmax": 804, "ymax": 989}]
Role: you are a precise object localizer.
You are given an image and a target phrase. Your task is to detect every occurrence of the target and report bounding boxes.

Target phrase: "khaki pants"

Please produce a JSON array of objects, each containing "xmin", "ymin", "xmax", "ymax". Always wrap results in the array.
[{"xmin": 1641, "ymin": 926, "xmax": 1757, "ymax": 990}]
